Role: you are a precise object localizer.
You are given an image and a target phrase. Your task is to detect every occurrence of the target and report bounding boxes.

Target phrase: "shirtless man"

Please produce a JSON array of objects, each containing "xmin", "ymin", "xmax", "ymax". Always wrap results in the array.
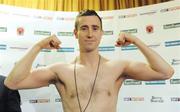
[{"xmin": 4, "ymin": 10, "xmax": 174, "ymax": 112}]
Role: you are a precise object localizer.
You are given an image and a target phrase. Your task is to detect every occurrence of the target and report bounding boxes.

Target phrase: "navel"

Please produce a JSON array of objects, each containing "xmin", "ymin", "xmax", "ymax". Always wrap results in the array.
[
  {"xmin": 107, "ymin": 91, "xmax": 111, "ymax": 96},
  {"xmin": 70, "ymin": 93, "xmax": 76, "ymax": 99}
]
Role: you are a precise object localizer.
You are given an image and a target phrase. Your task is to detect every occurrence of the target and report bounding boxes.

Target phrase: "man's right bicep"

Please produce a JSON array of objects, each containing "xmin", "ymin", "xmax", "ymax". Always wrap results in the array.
[{"xmin": 15, "ymin": 67, "xmax": 56, "ymax": 89}]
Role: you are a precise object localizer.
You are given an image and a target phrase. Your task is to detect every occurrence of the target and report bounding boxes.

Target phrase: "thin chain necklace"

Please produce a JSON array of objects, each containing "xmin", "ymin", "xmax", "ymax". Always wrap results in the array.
[{"xmin": 74, "ymin": 55, "xmax": 101, "ymax": 112}]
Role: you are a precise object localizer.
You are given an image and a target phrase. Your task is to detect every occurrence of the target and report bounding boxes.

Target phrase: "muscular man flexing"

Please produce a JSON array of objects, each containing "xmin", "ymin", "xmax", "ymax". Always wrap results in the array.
[{"xmin": 5, "ymin": 10, "xmax": 174, "ymax": 112}]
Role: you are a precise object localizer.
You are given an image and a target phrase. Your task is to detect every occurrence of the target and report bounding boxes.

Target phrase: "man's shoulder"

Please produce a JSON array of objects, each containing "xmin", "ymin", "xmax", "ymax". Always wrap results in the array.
[
  {"xmin": 50, "ymin": 62, "xmax": 74, "ymax": 68},
  {"xmin": 48, "ymin": 62, "xmax": 74, "ymax": 73},
  {"xmin": 105, "ymin": 58, "xmax": 128, "ymax": 65}
]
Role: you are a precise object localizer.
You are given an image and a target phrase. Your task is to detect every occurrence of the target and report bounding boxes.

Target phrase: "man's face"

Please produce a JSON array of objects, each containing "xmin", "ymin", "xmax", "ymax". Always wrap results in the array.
[{"xmin": 74, "ymin": 16, "xmax": 103, "ymax": 52}]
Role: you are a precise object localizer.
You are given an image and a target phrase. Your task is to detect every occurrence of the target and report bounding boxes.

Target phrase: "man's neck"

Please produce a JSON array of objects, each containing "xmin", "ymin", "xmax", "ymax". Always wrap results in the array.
[{"xmin": 78, "ymin": 50, "xmax": 100, "ymax": 68}]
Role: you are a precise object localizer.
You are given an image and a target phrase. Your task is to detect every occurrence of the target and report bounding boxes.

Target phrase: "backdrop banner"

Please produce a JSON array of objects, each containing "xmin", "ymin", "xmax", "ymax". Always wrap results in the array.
[{"xmin": 0, "ymin": 1, "xmax": 179, "ymax": 112}]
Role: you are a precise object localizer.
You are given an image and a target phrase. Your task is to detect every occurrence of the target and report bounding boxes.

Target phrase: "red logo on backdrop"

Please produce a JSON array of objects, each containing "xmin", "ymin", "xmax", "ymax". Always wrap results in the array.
[
  {"xmin": 146, "ymin": 25, "xmax": 154, "ymax": 33},
  {"xmin": 17, "ymin": 27, "xmax": 24, "ymax": 36}
]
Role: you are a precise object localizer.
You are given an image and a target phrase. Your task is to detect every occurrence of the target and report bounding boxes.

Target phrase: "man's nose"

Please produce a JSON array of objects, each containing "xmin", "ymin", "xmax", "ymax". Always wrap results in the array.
[{"xmin": 87, "ymin": 29, "xmax": 93, "ymax": 38}]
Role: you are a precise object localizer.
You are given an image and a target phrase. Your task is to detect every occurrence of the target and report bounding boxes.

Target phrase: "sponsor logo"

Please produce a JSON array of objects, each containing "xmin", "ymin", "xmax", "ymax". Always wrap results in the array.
[
  {"xmin": 160, "ymin": 6, "xmax": 180, "ymax": 13},
  {"xmin": 41, "ymin": 49, "xmax": 51, "ymax": 52},
  {"xmin": 0, "ymin": 27, "xmax": 7, "ymax": 32},
  {"xmin": 124, "ymin": 79, "xmax": 142, "ymax": 85},
  {"xmin": 165, "ymin": 40, "xmax": 180, "ymax": 47},
  {"xmin": 9, "ymin": 46, "xmax": 28, "ymax": 50},
  {"xmin": 171, "ymin": 97, "xmax": 180, "ymax": 102},
  {"xmin": 57, "ymin": 32, "xmax": 73, "ymax": 36},
  {"xmin": 145, "ymin": 80, "xmax": 166, "ymax": 85},
  {"xmin": 120, "ymin": 29, "xmax": 137, "ymax": 34},
  {"xmin": 29, "ymin": 99, "xmax": 50, "ymax": 103},
  {"xmin": 55, "ymin": 98, "xmax": 62, "ymax": 102},
  {"xmin": 121, "ymin": 45, "xmax": 138, "ymax": 51},
  {"xmin": 151, "ymin": 96, "xmax": 164, "ymax": 103},
  {"xmin": 103, "ymin": 31, "xmax": 113, "ymax": 35},
  {"xmin": 124, "ymin": 97, "xmax": 144, "ymax": 101},
  {"xmin": 139, "ymin": 10, "xmax": 157, "ymax": 16},
  {"xmin": 146, "ymin": 25, "xmax": 154, "ymax": 34},
  {"xmin": 119, "ymin": 14, "xmax": 137, "ymax": 19},
  {"xmin": 101, "ymin": 16, "xmax": 114, "ymax": 20},
  {"xmin": 98, "ymin": 46, "xmax": 115, "ymax": 51},
  {"xmin": 17, "ymin": 27, "xmax": 24, "ymax": 36},
  {"xmin": 147, "ymin": 43, "xmax": 161, "ymax": 48},
  {"xmin": 170, "ymin": 79, "xmax": 180, "ymax": 84},
  {"xmin": 163, "ymin": 23, "xmax": 180, "ymax": 29},
  {"xmin": 12, "ymin": 13, "xmax": 30, "ymax": 18},
  {"xmin": 34, "ymin": 15, "xmax": 53, "ymax": 20},
  {"xmin": 56, "ymin": 17, "xmax": 75, "ymax": 21},
  {"xmin": 171, "ymin": 59, "xmax": 180, "ymax": 65},
  {"xmin": 57, "ymin": 47, "xmax": 74, "ymax": 52},
  {"xmin": 0, "ymin": 44, "xmax": 7, "ymax": 50},
  {"xmin": 35, "ymin": 64, "xmax": 46, "ymax": 68},
  {"xmin": 34, "ymin": 30, "xmax": 51, "ymax": 36}
]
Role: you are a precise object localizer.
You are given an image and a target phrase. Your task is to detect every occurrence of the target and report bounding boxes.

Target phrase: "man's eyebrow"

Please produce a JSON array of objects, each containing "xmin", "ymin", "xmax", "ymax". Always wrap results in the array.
[
  {"xmin": 92, "ymin": 25, "xmax": 100, "ymax": 28},
  {"xmin": 80, "ymin": 25, "xmax": 88, "ymax": 28},
  {"xmin": 80, "ymin": 25, "xmax": 100, "ymax": 29}
]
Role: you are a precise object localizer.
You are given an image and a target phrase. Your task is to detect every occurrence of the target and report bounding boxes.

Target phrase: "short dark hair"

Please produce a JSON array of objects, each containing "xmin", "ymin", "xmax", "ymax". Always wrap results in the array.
[{"xmin": 75, "ymin": 9, "xmax": 102, "ymax": 30}]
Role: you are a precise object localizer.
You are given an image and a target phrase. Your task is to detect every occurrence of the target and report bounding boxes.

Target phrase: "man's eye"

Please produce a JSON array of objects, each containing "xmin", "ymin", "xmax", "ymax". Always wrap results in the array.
[
  {"xmin": 93, "ymin": 28, "xmax": 98, "ymax": 30},
  {"xmin": 93, "ymin": 27, "xmax": 99, "ymax": 31},
  {"xmin": 80, "ymin": 27, "xmax": 88, "ymax": 30}
]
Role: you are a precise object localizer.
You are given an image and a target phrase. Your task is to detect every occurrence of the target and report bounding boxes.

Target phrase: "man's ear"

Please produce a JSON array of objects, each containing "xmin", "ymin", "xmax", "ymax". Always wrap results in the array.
[{"xmin": 74, "ymin": 29, "xmax": 78, "ymax": 39}]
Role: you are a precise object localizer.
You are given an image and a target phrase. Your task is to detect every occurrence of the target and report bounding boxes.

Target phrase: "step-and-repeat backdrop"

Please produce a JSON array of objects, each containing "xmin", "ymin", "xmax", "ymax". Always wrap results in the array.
[{"xmin": 0, "ymin": 1, "xmax": 179, "ymax": 112}]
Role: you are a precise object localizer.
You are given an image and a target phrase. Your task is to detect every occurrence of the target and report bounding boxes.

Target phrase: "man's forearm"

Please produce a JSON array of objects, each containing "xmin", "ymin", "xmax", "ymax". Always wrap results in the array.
[{"xmin": 5, "ymin": 44, "xmax": 42, "ymax": 88}]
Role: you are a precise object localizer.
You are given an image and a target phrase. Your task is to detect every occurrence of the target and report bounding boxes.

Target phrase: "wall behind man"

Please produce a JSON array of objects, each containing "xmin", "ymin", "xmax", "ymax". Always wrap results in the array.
[{"xmin": 0, "ymin": 1, "xmax": 179, "ymax": 112}]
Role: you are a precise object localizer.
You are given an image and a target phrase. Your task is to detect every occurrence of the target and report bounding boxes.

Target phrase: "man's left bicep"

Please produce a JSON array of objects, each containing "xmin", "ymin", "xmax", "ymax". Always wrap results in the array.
[{"xmin": 124, "ymin": 61, "xmax": 164, "ymax": 81}]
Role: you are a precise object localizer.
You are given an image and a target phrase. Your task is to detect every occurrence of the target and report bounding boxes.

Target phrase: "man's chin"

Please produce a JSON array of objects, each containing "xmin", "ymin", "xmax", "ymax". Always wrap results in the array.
[{"xmin": 83, "ymin": 48, "xmax": 96, "ymax": 53}]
